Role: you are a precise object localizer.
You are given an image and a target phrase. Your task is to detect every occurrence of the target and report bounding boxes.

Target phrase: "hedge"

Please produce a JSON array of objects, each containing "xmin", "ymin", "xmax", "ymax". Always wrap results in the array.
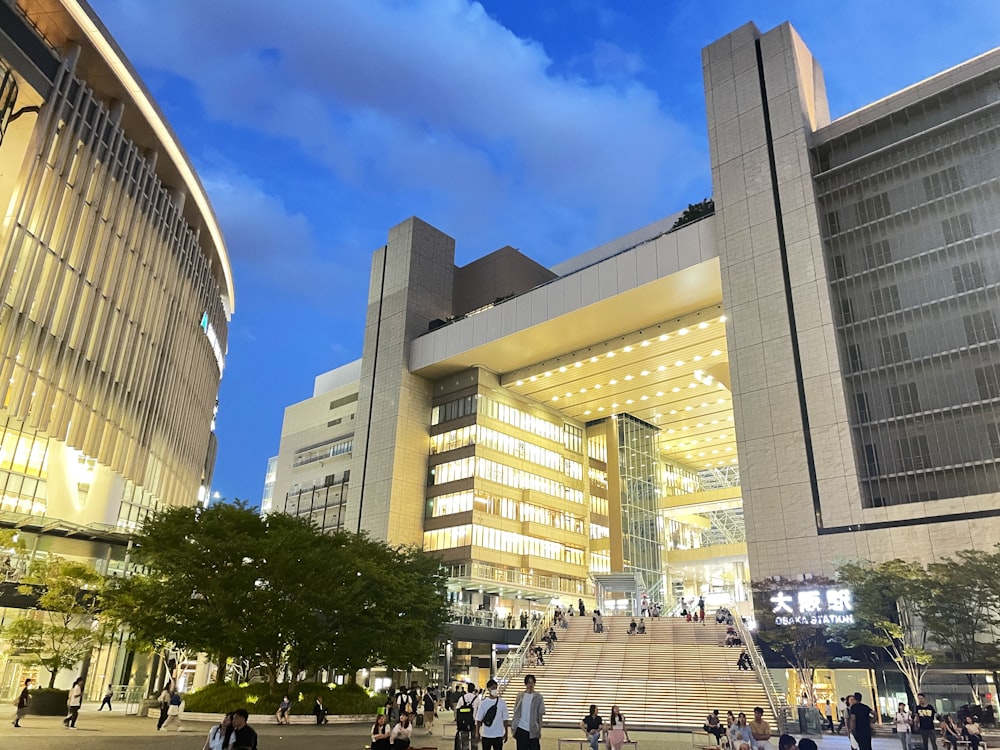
[{"xmin": 182, "ymin": 681, "xmax": 382, "ymax": 715}]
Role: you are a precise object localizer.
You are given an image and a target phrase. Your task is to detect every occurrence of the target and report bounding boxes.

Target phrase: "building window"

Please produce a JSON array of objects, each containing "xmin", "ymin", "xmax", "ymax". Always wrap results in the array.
[
  {"xmin": 887, "ymin": 383, "xmax": 920, "ymax": 417},
  {"xmin": 838, "ymin": 297, "xmax": 855, "ymax": 325},
  {"xmin": 431, "ymin": 395, "xmax": 478, "ymax": 426},
  {"xmin": 942, "ymin": 213, "xmax": 974, "ymax": 244},
  {"xmin": 846, "ymin": 344, "xmax": 863, "ymax": 372},
  {"xmin": 863, "ymin": 240, "xmax": 892, "ymax": 269},
  {"xmin": 987, "ymin": 424, "xmax": 1000, "ymax": 459},
  {"xmin": 857, "ymin": 192, "xmax": 891, "ymax": 224},
  {"xmin": 879, "ymin": 333, "xmax": 910, "ymax": 364},
  {"xmin": 862, "ymin": 444, "xmax": 879, "ymax": 475},
  {"xmin": 953, "ymin": 261, "xmax": 985, "ymax": 294},
  {"xmin": 327, "ymin": 417, "xmax": 342, "ymax": 427},
  {"xmin": 854, "ymin": 392, "xmax": 870, "ymax": 422},
  {"xmin": 974, "ymin": 364, "xmax": 1000, "ymax": 400},
  {"xmin": 824, "ymin": 210, "xmax": 840, "ymax": 236},
  {"xmin": 923, "ymin": 166, "xmax": 963, "ymax": 200},
  {"xmin": 871, "ymin": 285, "xmax": 901, "ymax": 315},
  {"xmin": 563, "ymin": 424, "xmax": 584, "ymax": 454},
  {"xmin": 964, "ymin": 311, "xmax": 998, "ymax": 345},
  {"xmin": 896, "ymin": 435, "xmax": 931, "ymax": 472},
  {"xmin": 831, "ymin": 255, "xmax": 847, "ymax": 278}
]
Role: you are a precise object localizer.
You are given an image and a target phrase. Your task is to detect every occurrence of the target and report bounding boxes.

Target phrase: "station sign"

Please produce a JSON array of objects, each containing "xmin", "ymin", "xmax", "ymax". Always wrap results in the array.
[{"xmin": 769, "ymin": 587, "xmax": 854, "ymax": 626}]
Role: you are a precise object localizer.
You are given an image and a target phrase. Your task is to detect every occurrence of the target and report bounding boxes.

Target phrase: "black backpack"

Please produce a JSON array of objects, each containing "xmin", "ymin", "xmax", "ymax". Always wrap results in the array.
[{"xmin": 455, "ymin": 699, "xmax": 475, "ymax": 732}]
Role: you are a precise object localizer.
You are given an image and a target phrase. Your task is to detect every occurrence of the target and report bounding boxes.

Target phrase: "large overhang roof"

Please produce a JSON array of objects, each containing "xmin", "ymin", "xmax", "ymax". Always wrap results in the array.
[{"xmin": 16, "ymin": 0, "xmax": 235, "ymax": 315}]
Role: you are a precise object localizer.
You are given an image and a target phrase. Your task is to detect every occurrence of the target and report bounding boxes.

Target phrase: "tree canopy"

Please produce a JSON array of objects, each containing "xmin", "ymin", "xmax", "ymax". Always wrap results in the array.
[
  {"xmin": 671, "ymin": 198, "xmax": 715, "ymax": 230},
  {"xmin": 104, "ymin": 503, "xmax": 450, "ymax": 687}
]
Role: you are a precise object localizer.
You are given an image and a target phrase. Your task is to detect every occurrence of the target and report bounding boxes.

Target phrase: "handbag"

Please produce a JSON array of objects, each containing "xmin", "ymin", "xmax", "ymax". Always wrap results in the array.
[{"xmin": 850, "ymin": 734, "xmax": 860, "ymax": 750}]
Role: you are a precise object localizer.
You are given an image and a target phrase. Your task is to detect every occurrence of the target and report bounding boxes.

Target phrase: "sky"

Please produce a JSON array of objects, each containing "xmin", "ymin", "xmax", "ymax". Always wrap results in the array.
[{"xmin": 88, "ymin": 0, "xmax": 1000, "ymax": 505}]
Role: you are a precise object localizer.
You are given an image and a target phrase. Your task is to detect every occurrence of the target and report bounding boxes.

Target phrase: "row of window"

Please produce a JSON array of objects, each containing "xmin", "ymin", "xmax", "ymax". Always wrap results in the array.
[
  {"xmin": 423, "ymin": 524, "xmax": 586, "ymax": 566},
  {"xmin": 426, "ymin": 490, "xmax": 586, "ymax": 533},
  {"xmin": 429, "ymin": 456, "xmax": 585, "ymax": 503},
  {"xmin": 0, "ymin": 422, "xmax": 49, "ymax": 479},
  {"xmin": 852, "ymin": 366, "xmax": 1000, "ymax": 423},
  {"xmin": 292, "ymin": 437, "xmax": 353, "ymax": 468},
  {"xmin": 428, "ymin": 424, "xmax": 583, "ymax": 479}
]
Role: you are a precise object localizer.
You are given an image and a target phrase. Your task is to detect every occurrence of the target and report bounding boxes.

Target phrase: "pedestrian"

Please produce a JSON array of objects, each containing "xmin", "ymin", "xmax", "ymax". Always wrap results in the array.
[
  {"xmin": 698, "ymin": 596, "xmax": 706, "ymax": 624},
  {"xmin": 275, "ymin": 694, "xmax": 291, "ymax": 724},
  {"xmin": 12, "ymin": 677, "xmax": 31, "ymax": 728},
  {"xmin": 578, "ymin": 598, "xmax": 585, "ymax": 616},
  {"xmin": 581, "ymin": 704, "xmax": 604, "ymax": 750},
  {"xmin": 837, "ymin": 697, "xmax": 848, "ymax": 735},
  {"xmin": 161, "ymin": 687, "xmax": 183, "ymax": 731},
  {"xmin": 313, "ymin": 695, "xmax": 329, "ymax": 724},
  {"xmin": 156, "ymin": 681, "xmax": 172, "ymax": 730},
  {"xmin": 705, "ymin": 709, "xmax": 725, "ymax": 745},
  {"xmin": 848, "ymin": 692, "xmax": 875, "ymax": 750},
  {"xmin": 914, "ymin": 694, "xmax": 938, "ymax": 750},
  {"xmin": 391, "ymin": 711, "xmax": 413, "ymax": 749},
  {"xmin": 824, "ymin": 699, "xmax": 834, "ymax": 732},
  {"xmin": 63, "ymin": 676, "xmax": 83, "ymax": 729},
  {"xmin": 231, "ymin": 707, "xmax": 258, "ymax": 749},
  {"xmin": 749, "ymin": 706, "xmax": 772, "ymax": 750},
  {"xmin": 511, "ymin": 673, "xmax": 545, "ymax": 750},
  {"xmin": 476, "ymin": 678, "xmax": 510, "ymax": 750},
  {"xmin": 730, "ymin": 712, "xmax": 752, "ymax": 750},
  {"xmin": 896, "ymin": 702, "xmax": 913, "ymax": 750},
  {"xmin": 100, "ymin": 684, "xmax": 114, "ymax": 711},
  {"xmin": 422, "ymin": 689, "xmax": 437, "ymax": 734},
  {"xmin": 203, "ymin": 711, "xmax": 233, "ymax": 750},
  {"xmin": 608, "ymin": 706, "xmax": 630, "ymax": 750},
  {"xmin": 371, "ymin": 713, "xmax": 392, "ymax": 750},
  {"xmin": 963, "ymin": 715, "xmax": 984, "ymax": 750}
]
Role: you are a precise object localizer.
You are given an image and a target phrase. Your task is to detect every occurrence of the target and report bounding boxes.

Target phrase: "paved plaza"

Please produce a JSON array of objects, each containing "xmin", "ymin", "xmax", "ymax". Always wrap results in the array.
[{"xmin": 0, "ymin": 708, "xmax": 947, "ymax": 750}]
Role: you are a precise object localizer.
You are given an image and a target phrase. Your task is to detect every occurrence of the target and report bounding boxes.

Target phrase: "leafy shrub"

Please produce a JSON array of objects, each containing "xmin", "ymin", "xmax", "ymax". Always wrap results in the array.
[
  {"xmin": 27, "ymin": 688, "xmax": 69, "ymax": 716},
  {"xmin": 182, "ymin": 681, "xmax": 382, "ymax": 715}
]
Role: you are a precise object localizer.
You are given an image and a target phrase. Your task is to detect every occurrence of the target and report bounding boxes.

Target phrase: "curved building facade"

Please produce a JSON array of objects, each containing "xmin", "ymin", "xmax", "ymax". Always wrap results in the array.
[{"xmin": 0, "ymin": 0, "xmax": 232, "ymax": 537}]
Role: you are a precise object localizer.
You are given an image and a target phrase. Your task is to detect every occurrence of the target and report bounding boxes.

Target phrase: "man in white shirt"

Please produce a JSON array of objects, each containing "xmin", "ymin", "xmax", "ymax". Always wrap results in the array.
[
  {"xmin": 476, "ymin": 678, "xmax": 510, "ymax": 750},
  {"xmin": 511, "ymin": 674, "xmax": 545, "ymax": 750}
]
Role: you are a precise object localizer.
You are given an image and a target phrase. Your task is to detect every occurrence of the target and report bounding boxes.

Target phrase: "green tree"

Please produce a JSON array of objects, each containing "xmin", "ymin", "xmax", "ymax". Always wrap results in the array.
[
  {"xmin": 3, "ymin": 556, "xmax": 104, "ymax": 687},
  {"xmin": 922, "ymin": 548, "xmax": 1000, "ymax": 698},
  {"xmin": 836, "ymin": 559, "xmax": 933, "ymax": 698},
  {"xmin": 103, "ymin": 501, "xmax": 266, "ymax": 684},
  {"xmin": 671, "ymin": 198, "xmax": 715, "ymax": 230}
]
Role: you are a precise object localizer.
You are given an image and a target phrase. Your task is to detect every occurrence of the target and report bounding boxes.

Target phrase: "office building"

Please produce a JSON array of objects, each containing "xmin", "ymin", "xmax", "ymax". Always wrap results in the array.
[{"xmin": 0, "ymin": 0, "xmax": 232, "ymax": 692}]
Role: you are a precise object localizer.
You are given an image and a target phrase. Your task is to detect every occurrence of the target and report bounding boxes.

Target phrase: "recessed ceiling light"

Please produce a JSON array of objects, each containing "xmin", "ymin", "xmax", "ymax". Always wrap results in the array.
[
  {"xmin": 579, "ymin": 388, "xmax": 586, "ymax": 393},
  {"xmin": 675, "ymin": 360, "xmax": 684, "ymax": 367},
  {"xmin": 624, "ymin": 375, "xmax": 633, "ymax": 381},
  {"xmin": 584, "ymin": 410, "xmax": 591, "ymax": 415},
  {"xmin": 625, "ymin": 399, "xmax": 633, "ymax": 405},
  {"xmin": 641, "ymin": 370, "xmax": 649, "ymax": 376},
  {"xmin": 719, "ymin": 315, "xmax": 727, "ymax": 322},
  {"xmin": 598, "ymin": 407, "xmax": 605, "ymax": 411},
  {"xmin": 672, "ymin": 387, "xmax": 680, "ymax": 393},
  {"xmin": 595, "ymin": 384, "xmax": 602, "ymax": 389},
  {"xmin": 712, "ymin": 450, "xmax": 719, "ymax": 454},
  {"xmin": 612, "ymin": 403, "xmax": 619, "ymax": 408},
  {"xmin": 727, "ymin": 416, "xmax": 734, "ymax": 421},
  {"xmin": 688, "ymin": 383, "xmax": 697, "ymax": 388},
  {"xmin": 574, "ymin": 362, "xmax": 582, "ymax": 368},
  {"xmin": 544, "ymin": 371, "xmax": 552, "ymax": 377},
  {"xmin": 693, "ymin": 355, "xmax": 703, "ymax": 361},
  {"xmin": 591, "ymin": 356, "xmax": 599, "ymax": 363},
  {"xmin": 696, "ymin": 422, "xmax": 704, "ymax": 428},
  {"xmin": 685, "ymin": 406, "xmax": 693, "ymax": 411},
  {"xmin": 609, "ymin": 379, "xmax": 617, "ymax": 385},
  {"xmin": 607, "ymin": 351, "xmax": 615, "ymax": 358},
  {"xmin": 659, "ymin": 334, "xmax": 669, "ymax": 341},
  {"xmin": 640, "ymin": 395, "xmax": 648, "ymax": 400},
  {"xmin": 623, "ymin": 346, "xmax": 633, "ymax": 353},
  {"xmin": 711, "ymin": 350, "xmax": 722, "ymax": 356},
  {"xmin": 656, "ymin": 391, "xmax": 664, "ymax": 397},
  {"xmin": 678, "ymin": 328, "xmax": 689, "ymax": 335},
  {"xmin": 726, "ymin": 447, "xmax": 733, "ymax": 452},
  {"xmin": 565, "ymin": 392, "xmax": 572, "ymax": 398},
  {"xmin": 657, "ymin": 365, "xmax": 666, "ymax": 372},
  {"xmin": 666, "ymin": 428, "xmax": 674, "ymax": 434},
  {"xmin": 698, "ymin": 322, "xmax": 709, "ymax": 329},
  {"xmin": 559, "ymin": 366, "xmax": 567, "ymax": 373},
  {"xmin": 701, "ymin": 402, "xmax": 708, "ymax": 408},
  {"xmin": 669, "ymin": 409, "xmax": 677, "ymax": 414},
  {"xmin": 641, "ymin": 340, "xmax": 650, "ymax": 347},
  {"xmin": 530, "ymin": 376, "xmax": 537, "ymax": 382},
  {"xmin": 516, "ymin": 380, "xmax": 523, "ymax": 386},
  {"xmin": 682, "ymin": 425, "xmax": 689, "ymax": 431},
  {"xmin": 552, "ymin": 396, "xmax": 558, "ymax": 401}
]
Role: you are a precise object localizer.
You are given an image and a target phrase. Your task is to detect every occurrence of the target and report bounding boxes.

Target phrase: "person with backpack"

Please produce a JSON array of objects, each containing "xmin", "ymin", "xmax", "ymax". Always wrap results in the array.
[
  {"xmin": 476, "ymin": 678, "xmax": 510, "ymax": 750},
  {"xmin": 454, "ymin": 684, "xmax": 478, "ymax": 748},
  {"xmin": 161, "ymin": 688, "xmax": 183, "ymax": 731}
]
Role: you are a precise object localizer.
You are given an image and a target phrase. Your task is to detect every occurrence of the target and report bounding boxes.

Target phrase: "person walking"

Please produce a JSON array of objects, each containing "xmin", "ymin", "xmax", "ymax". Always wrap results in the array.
[
  {"xmin": 837, "ymin": 697, "xmax": 848, "ymax": 735},
  {"xmin": 608, "ymin": 706, "xmax": 631, "ymax": 750},
  {"xmin": 511, "ymin": 673, "xmax": 545, "ymax": 750},
  {"xmin": 63, "ymin": 677, "xmax": 84, "ymax": 729},
  {"xmin": 848, "ymin": 692, "xmax": 875, "ymax": 750},
  {"xmin": 203, "ymin": 711, "xmax": 233, "ymax": 750},
  {"xmin": 156, "ymin": 682, "xmax": 172, "ymax": 731},
  {"xmin": 99, "ymin": 684, "xmax": 114, "ymax": 711},
  {"xmin": 12, "ymin": 678, "xmax": 31, "ymax": 728},
  {"xmin": 476, "ymin": 678, "xmax": 510, "ymax": 750},
  {"xmin": 581, "ymin": 704, "xmax": 604, "ymax": 750},
  {"xmin": 896, "ymin": 702, "xmax": 913, "ymax": 750},
  {"xmin": 422, "ymin": 689, "xmax": 437, "ymax": 735},
  {"xmin": 914, "ymin": 694, "xmax": 938, "ymax": 750},
  {"xmin": 161, "ymin": 688, "xmax": 183, "ymax": 731}
]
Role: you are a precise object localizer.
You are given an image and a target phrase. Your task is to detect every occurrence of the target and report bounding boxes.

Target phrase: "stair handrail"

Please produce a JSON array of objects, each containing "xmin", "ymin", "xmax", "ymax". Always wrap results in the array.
[
  {"xmin": 731, "ymin": 612, "xmax": 788, "ymax": 734},
  {"xmin": 495, "ymin": 603, "xmax": 555, "ymax": 695}
]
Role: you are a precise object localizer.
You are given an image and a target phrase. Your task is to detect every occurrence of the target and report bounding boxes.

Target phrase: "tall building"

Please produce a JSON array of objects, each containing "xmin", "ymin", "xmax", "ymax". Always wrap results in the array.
[
  {"xmin": 266, "ymin": 21, "xmax": 1000, "ymax": 646},
  {"xmin": 0, "ymin": 0, "xmax": 232, "ymax": 691}
]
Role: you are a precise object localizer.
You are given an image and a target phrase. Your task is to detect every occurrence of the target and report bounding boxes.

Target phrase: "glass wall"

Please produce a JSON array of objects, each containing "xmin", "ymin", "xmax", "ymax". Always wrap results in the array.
[
  {"xmin": 617, "ymin": 414, "xmax": 664, "ymax": 594},
  {"xmin": 814, "ymin": 71, "xmax": 1000, "ymax": 506}
]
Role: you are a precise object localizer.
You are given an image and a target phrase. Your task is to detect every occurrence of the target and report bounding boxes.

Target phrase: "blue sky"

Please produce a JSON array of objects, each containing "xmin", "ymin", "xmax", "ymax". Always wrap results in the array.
[{"xmin": 90, "ymin": 0, "xmax": 1000, "ymax": 505}]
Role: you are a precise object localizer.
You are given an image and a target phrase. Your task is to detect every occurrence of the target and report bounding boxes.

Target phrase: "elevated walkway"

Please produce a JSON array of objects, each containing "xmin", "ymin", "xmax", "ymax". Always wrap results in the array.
[{"xmin": 524, "ymin": 615, "xmax": 775, "ymax": 732}]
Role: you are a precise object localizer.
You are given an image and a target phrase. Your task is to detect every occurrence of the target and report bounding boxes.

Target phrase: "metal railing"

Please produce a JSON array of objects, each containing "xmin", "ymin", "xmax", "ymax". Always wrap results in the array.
[
  {"xmin": 731, "ymin": 613, "xmax": 788, "ymax": 734},
  {"xmin": 494, "ymin": 604, "xmax": 555, "ymax": 696}
]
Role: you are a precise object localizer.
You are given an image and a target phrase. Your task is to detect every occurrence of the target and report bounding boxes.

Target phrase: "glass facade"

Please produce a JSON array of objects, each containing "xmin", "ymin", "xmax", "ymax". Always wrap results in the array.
[
  {"xmin": 617, "ymin": 414, "xmax": 665, "ymax": 597},
  {"xmin": 815, "ymin": 70, "xmax": 1000, "ymax": 506}
]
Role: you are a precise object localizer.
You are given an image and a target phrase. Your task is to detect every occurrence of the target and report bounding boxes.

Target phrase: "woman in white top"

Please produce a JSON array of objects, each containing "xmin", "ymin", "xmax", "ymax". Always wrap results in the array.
[
  {"xmin": 895, "ymin": 703, "xmax": 912, "ymax": 750},
  {"xmin": 390, "ymin": 712, "xmax": 413, "ymax": 749},
  {"xmin": 203, "ymin": 711, "xmax": 233, "ymax": 750},
  {"xmin": 63, "ymin": 678, "xmax": 84, "ymax": 728}
]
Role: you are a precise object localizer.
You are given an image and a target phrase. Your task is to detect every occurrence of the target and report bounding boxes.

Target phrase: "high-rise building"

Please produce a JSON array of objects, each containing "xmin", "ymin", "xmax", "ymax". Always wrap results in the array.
[
  {"xmin": 0, "ymin": 0, "xmax": 232, "ymax": 691},
  {"xmin": 266, "ymin": 21, "xmax": 1000, "ymax": 648}
]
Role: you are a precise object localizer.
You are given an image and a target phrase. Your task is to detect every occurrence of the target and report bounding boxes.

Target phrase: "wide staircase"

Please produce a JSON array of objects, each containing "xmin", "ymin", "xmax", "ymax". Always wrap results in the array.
[{"xmin": 522, "ymin": 614, "xmax": 776, "ymax": 733}]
